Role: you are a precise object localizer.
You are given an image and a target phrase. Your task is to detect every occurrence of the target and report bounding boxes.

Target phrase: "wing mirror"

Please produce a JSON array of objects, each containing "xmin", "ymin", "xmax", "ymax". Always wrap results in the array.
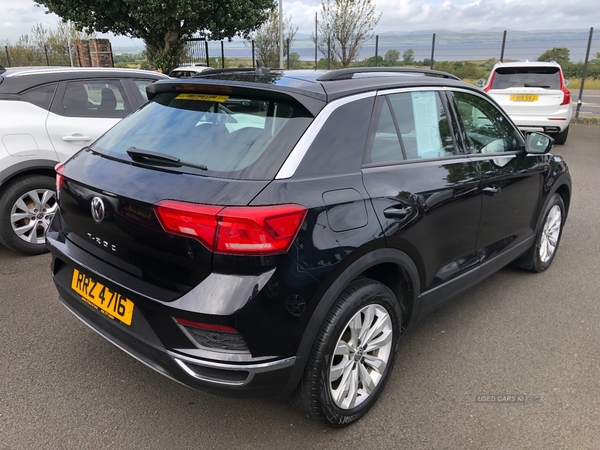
[
  {"xmin": 525, "ymin": 131, "xmax": 554, "ymax": 154},
  {"xmin": 476, "ymin": 79, "xmax": 485, "ymax": 87}
]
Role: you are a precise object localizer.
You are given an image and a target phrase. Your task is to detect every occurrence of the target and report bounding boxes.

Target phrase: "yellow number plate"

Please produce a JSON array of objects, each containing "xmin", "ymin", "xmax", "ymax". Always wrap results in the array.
[
  {"xmin": 71, "ymin": 269, "xmax": 134, "ymax": 326},
  {"xmin": 510, "ymin": 95, "xmax": 539, "ymax": 102}
]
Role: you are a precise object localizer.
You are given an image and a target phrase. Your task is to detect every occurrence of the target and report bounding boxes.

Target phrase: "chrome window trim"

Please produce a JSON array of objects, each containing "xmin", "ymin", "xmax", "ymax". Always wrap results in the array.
[{"xmin": 275, "ymin": 91, "xmax": 376, "ymax": 180}]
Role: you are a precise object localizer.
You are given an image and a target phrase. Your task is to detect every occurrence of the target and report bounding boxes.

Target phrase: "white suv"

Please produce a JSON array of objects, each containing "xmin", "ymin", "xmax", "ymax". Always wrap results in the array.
[
  {"xmin": 480, "ymin": 61, "xmax": 572, "ymax": 144},
  {"xmin": 0, "ymin": 66, "xmax": 168, "ymax": 254}
]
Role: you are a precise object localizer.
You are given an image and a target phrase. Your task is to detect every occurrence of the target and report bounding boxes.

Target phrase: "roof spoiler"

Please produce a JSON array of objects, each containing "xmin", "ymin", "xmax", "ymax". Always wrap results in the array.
[{"xmin": 316, "ymin": 67, "xmax": 461, "ymax": 81}]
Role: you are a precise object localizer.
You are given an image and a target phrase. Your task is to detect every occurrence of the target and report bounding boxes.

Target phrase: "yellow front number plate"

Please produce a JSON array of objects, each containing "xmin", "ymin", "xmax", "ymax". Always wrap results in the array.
[
  {"xmin": 510, "ymin": 94, "xmax": 539, "ymax": 102},
  {"xmin": 71, "ymin": 269, "xmax": 134, "ymax": 325}
]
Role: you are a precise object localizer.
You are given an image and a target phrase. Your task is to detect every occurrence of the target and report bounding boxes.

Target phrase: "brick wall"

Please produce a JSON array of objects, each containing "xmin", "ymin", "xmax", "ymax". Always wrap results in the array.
[{"xmin": 75, "ymin": 39, "xmax": 114, "ymax": 67}]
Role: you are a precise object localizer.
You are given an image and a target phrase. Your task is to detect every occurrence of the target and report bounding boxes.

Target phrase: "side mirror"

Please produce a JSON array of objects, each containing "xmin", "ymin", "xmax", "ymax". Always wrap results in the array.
[
  {"xmin": 476, "ymin": 79, "xmax": 485, "ymax": 87},
  {"xmin": 563, "ymin": 79, "xmax": 569, "ymax": 87},
  {"xmin": 525, "ymin": 131, "xmax": 554, "ymax": 154}
]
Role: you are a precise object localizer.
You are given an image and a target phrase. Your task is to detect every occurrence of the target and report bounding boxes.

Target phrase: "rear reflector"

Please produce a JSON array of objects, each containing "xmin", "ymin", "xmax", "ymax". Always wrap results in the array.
[
  {"xmin": 55, "ymin": 163, "xmax": 64, "ymax": 198},
  {"xmin": 155, "ymin": 201, "xmax": 306, "ymax": 255},
  {"xmin": 175, "ymin": 318, "xmax": 237, "ymax": 333}
]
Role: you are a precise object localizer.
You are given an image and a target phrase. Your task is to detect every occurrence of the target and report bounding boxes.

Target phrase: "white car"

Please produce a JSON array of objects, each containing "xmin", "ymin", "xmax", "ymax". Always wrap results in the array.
[
  {"xmin": 169, "ymin": 64, "xmax": 213, "ymax": 78},
  {"xmin": 0, "ymin": 66, "xmax": 168, "ymax": 254},
  {"xmin": 480, "ymin": 61, "xmax": 572, "ymax": 144}
]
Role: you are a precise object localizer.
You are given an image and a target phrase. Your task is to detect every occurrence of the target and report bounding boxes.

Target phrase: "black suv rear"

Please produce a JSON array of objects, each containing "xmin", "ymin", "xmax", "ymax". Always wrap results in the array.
[{"xmin": 47, "ymin": 67, "xmax": 571, "ymax": 427}]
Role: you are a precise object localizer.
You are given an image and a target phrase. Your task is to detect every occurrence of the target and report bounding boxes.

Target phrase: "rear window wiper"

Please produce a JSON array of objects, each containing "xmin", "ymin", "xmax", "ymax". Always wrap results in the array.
[
  {"xmin": 524, "ymin": 84, "xmax": 551, "ymax": 88},
  {"xmin": 126, "ymin": 147, "xmax": 208, "ymax": 171}
]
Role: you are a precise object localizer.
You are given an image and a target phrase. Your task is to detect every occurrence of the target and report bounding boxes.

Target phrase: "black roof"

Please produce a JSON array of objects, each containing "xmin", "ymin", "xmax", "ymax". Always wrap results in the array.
[{"xmin": 0, "ymin": 67, "xmax": 168, "ymax": 94}]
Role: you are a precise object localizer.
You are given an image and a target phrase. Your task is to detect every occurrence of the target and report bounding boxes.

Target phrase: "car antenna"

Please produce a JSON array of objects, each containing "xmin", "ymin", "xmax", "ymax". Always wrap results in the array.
[{"xmin": 255, "ymin": 60, "xmax": 270, "ymax": 76}]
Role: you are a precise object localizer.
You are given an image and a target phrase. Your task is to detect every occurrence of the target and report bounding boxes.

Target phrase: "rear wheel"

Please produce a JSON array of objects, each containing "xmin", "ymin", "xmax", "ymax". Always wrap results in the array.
[
  {"xmin": 551, "ymin": 126, "xmax": 569, "ymax": 145},
  {"xmin": 0, "ymin": 175, "xmax": 56, "ymax": 255},
  {"xmin": 290, "ymin": 279, "xmax": 401, "ymax": 428}
]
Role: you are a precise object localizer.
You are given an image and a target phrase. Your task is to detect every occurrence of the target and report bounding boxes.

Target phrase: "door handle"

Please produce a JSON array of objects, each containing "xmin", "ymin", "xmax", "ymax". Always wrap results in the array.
[
  {"xmin": 62, "ymin": 134, "xmax": 92, "ymax": 142},
  {"xmin": 482, "ymin": 185, "xmax": 502, "ymax": 196},
  {"xmin": 383, "ymin": 205, "xmax": 414, "ymax": 219}
]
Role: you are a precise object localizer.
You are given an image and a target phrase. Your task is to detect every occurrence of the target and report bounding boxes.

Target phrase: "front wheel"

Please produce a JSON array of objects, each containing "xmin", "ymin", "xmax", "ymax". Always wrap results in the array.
[
  {"xmin": 0, "ymin": 175, "xmax": 56, "ymax": 255},
  {"xmin": 519, "ymin": 193, "xmax": 565, "ymax": 273},
  {"xmin": 290, "ymin": 279, "xmax": 402, "ymax": 428}
]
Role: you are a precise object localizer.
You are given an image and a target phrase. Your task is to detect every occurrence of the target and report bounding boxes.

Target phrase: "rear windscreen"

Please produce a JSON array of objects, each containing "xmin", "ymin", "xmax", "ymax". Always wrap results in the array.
[
  {"xmin": 491, "ymin": 67, "xmax": 561, "ymax": 89},
  {"xmin": 92, "ymin": 92, "xmax": 313, "ymax": 180}
]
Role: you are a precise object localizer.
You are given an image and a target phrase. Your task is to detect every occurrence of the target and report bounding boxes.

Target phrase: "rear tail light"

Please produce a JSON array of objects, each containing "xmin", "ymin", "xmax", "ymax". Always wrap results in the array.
[
  {"xmin": 175, "ymin": 318, "xmax": 237, "ymax": 333},
  {"xmin": 155, "ymin": 201, "xmax": 307, "ymax": 256},
  {"xmin": 559, "ymin": 71, "xmax": 571, "ymax": 106},
  {"xmin": 55, "ymin": 163, "xmax": 64, "ymax": 199},
  {"xmin": 483, "ymin": 71, "xmax": 495, "ymax": 92}
]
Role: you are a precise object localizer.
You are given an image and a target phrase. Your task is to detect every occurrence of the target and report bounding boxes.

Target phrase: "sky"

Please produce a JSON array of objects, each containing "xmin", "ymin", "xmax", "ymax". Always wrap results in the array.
[{"xmin": 1, "ymin": 0, "xmax": 599, "ymax": 49}]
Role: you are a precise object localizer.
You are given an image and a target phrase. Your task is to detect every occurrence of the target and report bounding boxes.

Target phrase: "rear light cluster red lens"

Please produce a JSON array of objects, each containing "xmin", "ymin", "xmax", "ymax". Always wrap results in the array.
[
  {"xmin": 175, "ymin": 318, "xmax": 237, "ymax": 333},
  {"xmin": 155, "ymin": 201, "xmax": 307, "ymax": 255},
  {"xmin": 55, "ymin": 163, "xmax": 64, "ymax": 198},
  {"xmin": 483, "ymin": 71, "xmax": 495, "ymax": 92},
  {"xmin": 559, "ymin": 71, "xmax": 571, "ymax": 106}
]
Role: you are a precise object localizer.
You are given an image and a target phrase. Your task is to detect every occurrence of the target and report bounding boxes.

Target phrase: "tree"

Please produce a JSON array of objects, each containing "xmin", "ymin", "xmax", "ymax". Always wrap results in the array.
[
  {"xmin": 384, "ymin": 49, "xmax": 399, "ymax": 66},
  {"xmin": 402, "ymin": 49, "xmax": 414, "ymax": 65},
  {"xmin": 537, "ymin": 47, "xmax": 570, "ymax": 66},
  {"xmin": 250, "ymin": 8, "xmax": 298, "ymax": 68},
  {"xmin": 314, "ymin": 0, "xmax": 381, "ymax": 68},
  {"xmin": 34, "ymin": 0, "xmax": 276, "ymax": 73}
]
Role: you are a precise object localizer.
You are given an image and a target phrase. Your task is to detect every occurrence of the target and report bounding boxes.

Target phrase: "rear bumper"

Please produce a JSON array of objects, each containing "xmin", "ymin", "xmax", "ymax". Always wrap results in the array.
[
  {"xmin": 503, "ymin": 107, "xmax": 572, "ymax": 134},
  {"xmin": 46, "ymin": 229, "xmax": 296, "ymax": 399}
]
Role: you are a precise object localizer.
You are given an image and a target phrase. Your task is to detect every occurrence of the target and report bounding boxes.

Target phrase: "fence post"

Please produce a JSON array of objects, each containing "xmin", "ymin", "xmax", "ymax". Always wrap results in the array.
[
  {"xmin": 205, "ymin": 40, "xmax": 210, "ymax": 66},
  {"xmin": 252, "ymin": 40, "xmax": 255, "ymax": 68},
  {"xmin": 314, "ymin": 12, "xmax": 318, "ymax": 70},
  {"xmin": 500, "ymin": 30, "xmax": 507, "ymax": 62},
  {"xmin": 44, "ymin": 45, "xmax": 50, "ymax": 65},
  {"xmin": 576, "ymin": 27, "xmax": 594, "ymax": 119},
  {"xmin": 375, "ymin": 35, "xmax": 379, "ymax": 67},
  {"xmin": 5, "ymin": 46, "xmax": 10, "ymax": 67},
  {"xmin": 220, "ymin": 41, "xmax": 225, "ymax": 68},
  {"xmin": 286, "ymin": 38, "xmax": 290, "ymax": 70},
  {"xmin": 430, "ymin": 33, "xmax": 436, "ymax": 70},
  {"xmin": 327, "ymin": 36, "xmax": 331, "ymax": 70}
]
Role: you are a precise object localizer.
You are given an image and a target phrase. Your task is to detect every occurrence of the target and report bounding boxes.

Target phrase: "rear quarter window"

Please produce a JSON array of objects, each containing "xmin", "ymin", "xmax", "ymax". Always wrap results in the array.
[
  {"xmin": 21, "ymin": 83, "xmax": 57, "ymax": 110},
  {"xmin": 92, "ymin": 92, "xmax": 313, "ymax": 180},
  {"xmin": 491, "ymin": 67, "xmax": 561, "ymax": 89}
]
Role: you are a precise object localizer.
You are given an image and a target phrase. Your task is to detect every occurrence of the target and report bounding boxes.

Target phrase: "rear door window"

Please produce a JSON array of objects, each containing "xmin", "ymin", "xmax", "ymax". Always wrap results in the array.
[
  {"xmin": 92, "ymin": 92, "xmax": 313, "ymax": 180},
  {"xmin": 366, "ymin": 90, "xmax": 456, "ymax": 165},
  {"xmin": 491, "ymin": 67, "xmax": 561, "ymax": 89},
  {"xmin": 59, "ymin": 80, "xmax": 132, "ymax": 118}
]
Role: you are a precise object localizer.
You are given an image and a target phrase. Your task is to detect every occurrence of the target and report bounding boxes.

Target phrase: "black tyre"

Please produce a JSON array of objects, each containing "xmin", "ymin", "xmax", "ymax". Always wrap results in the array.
[
  {"xmin": 552, "ymin": 126, "xmax": 569, "ymax": 145},
  {"xmin": 518, "ymin": 193, "xmax": 565, "ymax": 273},
  {"xmin": 290, "ymin": 279, "xmax": 402, "ymax": 428},
  {"xmin": 0, "ymin": 175, "xmax": 56, "ymax": 255}
]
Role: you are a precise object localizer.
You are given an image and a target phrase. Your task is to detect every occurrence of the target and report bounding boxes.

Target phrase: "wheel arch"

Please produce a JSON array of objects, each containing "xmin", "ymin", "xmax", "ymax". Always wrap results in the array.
[
  {"xmin": 0, "ymin": 159, "xmax": 57, "ymax": 191},
  {"xmin": 278, "ymin": 247, "xmax": 421, "ymax": 399}
]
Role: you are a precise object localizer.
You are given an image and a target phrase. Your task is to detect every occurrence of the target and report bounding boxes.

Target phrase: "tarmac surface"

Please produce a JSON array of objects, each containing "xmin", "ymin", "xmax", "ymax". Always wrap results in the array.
[{"xmin": 1, "ymin": 124, "xmax": 599, "ymax": 449}]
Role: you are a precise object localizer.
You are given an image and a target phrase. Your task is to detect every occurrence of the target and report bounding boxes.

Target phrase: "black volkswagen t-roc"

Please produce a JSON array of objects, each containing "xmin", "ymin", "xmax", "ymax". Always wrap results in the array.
[{"xmin": 47, "ymin": 67, "xmax": 571, "ymax": 427}]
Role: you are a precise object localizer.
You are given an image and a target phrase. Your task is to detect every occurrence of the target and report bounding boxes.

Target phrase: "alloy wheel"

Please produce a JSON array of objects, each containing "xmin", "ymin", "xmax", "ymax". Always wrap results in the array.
[
  {"xmin": 10, "ymin": 188, "xmax": 57, "ymax": 245},
  {"xmin": 329, "ymin": 304, "xmax": 394, "ymax": 410},
  {"xmin": 539, "ymin": 204, "xmax": 562, "ymax": 263}
]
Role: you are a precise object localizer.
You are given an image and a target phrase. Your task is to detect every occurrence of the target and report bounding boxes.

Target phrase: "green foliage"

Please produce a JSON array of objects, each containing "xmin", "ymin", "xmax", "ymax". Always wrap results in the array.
[
  {"xmin": 483, "ymin": 58, "xmax": 498, "ymax": 71},
  {"xmin": 0, "ymin": 21, "xmax": 91, "ymax": 67},
  {"xmin": 34, "ymin": 0, "xmax": 276, "ymax": 73},
  {"xmin": 317, "ymin": 57, "xmax": 342, "ymax": 70},
  {"xmin": 315, "ymin": 0, "xmax": 381, "ymax": 68},
  {"xmin": 402, "ymin": 48, "xmax": 414, "ymax": 65},
  {"xmin": 537, "ymin": 47, "xmax": 570, "ymax": 66},
  {"xmin": 433, "ymin": 61, "xmax": 487, "ymax": 80},
  {"xmin": 384, "ymin": 49, "xmax": 399, "ymax": 66},
  {"xmin": 362, "ymin": 55, "xmax": 384, "ymax": 67},
  {"xmin": 286, "ymin": 52, "xmax": 303, "ymax": 69},
  {"xmin": 250, "ymin": 8, "xmax": 298, "ymax": 68}
]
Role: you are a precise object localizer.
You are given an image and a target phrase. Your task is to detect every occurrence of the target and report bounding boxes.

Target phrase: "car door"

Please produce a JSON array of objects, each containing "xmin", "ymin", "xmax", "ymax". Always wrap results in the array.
[
  {"xmin": 46, "ymin": 78, "xmax": 134, "ymax": 162},
  {"xmin": 448, "ymin": 89, "xmax": 544, "ymax": 278},
  {"xmin": 362, "ymin": 89, "xmax": 482, "ymax": 314}
]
